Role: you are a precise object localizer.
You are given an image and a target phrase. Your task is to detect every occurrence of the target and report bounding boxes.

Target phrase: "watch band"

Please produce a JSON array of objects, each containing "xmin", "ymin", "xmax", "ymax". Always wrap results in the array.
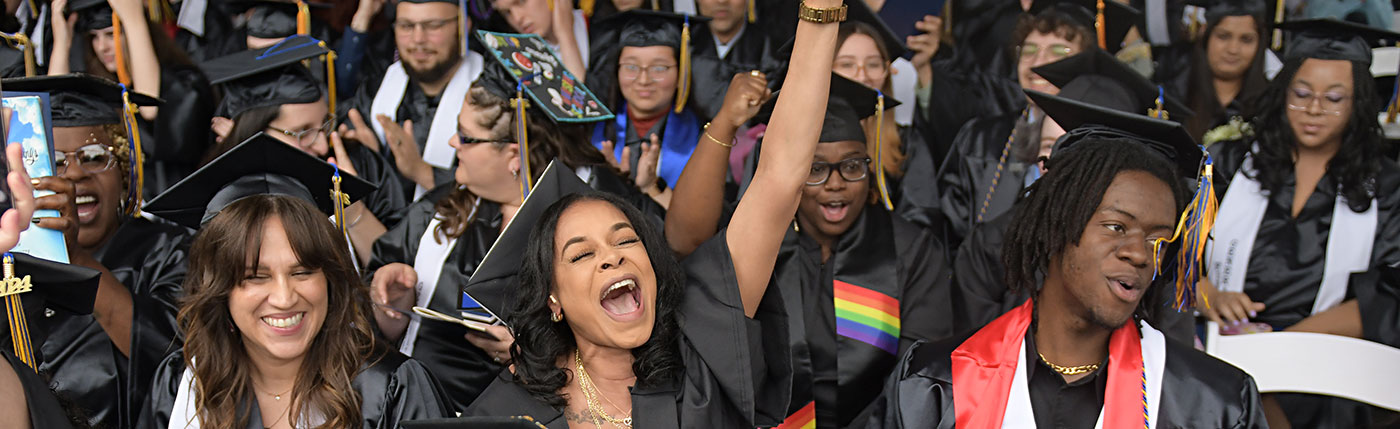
[{"xmin": 798, "ymin": 1, "xmax": 847, "ymax": 24}]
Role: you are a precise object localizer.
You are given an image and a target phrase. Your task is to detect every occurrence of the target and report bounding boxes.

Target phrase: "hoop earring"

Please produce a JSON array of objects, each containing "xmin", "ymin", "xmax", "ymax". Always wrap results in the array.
[{"xmin": 551, "ymin": 311, "xmax": 563, "ymax": 323}]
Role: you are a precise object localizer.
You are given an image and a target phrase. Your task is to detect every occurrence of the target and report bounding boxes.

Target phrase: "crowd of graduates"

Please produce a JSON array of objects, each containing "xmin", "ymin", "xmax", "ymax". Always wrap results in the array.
[{"xmin": 0, "ymin": 0, "xmax": 1394, "ymax": 427}]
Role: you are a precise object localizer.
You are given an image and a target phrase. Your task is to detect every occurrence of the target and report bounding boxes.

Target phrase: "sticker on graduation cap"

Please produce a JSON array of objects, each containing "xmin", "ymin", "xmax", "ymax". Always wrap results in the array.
[{"xmin": 475, "ymin": 30, "xmax": 614, "ymax": 123}]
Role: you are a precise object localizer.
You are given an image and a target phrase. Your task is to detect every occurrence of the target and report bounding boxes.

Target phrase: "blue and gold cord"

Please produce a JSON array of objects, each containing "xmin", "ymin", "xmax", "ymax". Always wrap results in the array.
[{"xmin": 976, "ymin": 108, "xmax": 1028, "ymax": 223}]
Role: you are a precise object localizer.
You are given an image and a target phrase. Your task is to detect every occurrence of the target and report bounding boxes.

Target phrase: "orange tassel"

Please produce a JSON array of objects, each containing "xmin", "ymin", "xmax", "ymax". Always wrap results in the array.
[
  {"xmin": 297, "ymin": 1, "xmax": 311, "ymax": 36},
  {"xmin": 1095, "ymin": 0, "xmax": 1107, "ymax": 50},
  {"xmin": 113, "ymin": 12, "xmax": 132, "ymax": 86}
]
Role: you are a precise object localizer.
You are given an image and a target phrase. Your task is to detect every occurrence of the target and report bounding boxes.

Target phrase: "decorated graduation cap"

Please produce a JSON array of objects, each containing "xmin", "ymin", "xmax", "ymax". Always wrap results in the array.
[
  {"xmin": 1028, "ymin": 0, "xmax": 1143, "ymax": 53},
  {"xmin": 753, "ymin": 72, "xmax": 901, "ymax": 210},
  {"xmin": 1028, "ymin": 88, "xmax": 1215, "ymax": 310},
  {"xmin": 1031, "ymin": 48, "xmax": 1193, "ymax": 120},
  {"xmin": 200, "ymin": 35, "xmax": 339, "ymax": 118},
  {"xmin": 401, "ymin": 416, "xmax": 548, "ymax": 429},
  {"xmin": 227, "ymin": 0, "xmax": 333, "ymax": 39},
  {"xmin": 474, "ymin": 30, "xmax": 615, "ymax": 197},
  {"xmin": 461, "ymin": 160, "xmax": 592, "ymax": 316},
  {"xmin": 4, "ymin": 74, "xmax": 162, "ymax": 216},
  {"xmin": 142, "ymin": 132, "xmax": 375, "ymax": 230},
  {"xmin": 590, "ymin": 10, "xmax": 710, "ymax": 114},
  {"xmin": 0, "ymin": 253, "xmax": 101, "ymax": 370}
]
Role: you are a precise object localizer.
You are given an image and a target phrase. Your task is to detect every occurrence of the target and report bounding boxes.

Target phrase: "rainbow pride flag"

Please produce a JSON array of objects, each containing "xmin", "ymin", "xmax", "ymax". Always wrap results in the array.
[
  {"xmin": 834, "ymin": 280, "xmax": 900, "ymax": 354},
  {"xmin": 776, "ymin": 401, "xmax": 815, "ymax": 429}
]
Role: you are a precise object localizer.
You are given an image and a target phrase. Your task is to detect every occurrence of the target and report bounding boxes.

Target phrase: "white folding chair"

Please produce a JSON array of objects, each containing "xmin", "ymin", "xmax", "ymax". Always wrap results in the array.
[{"xmin": 1204, "ymin": 321, "xmax": 1400, "ymax": 411}]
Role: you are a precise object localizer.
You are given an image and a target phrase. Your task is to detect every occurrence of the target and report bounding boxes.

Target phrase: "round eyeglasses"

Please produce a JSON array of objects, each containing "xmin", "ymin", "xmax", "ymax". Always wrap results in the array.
[{"xmin": 806, "ymin": 157, "xmax": 872, "ymax": 186}]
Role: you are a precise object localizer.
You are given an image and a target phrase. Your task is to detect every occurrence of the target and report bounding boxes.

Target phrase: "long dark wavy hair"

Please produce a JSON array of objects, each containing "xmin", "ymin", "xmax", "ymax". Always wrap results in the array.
[
  {"xmin": 1250, "ymin": 58, "xmax": 1383, "ymax": 211},
  {"xmin": 505, "ymin": 192, "xmax": 685, "ymax": 407},
  {"xmin": 1184, "ymin": 12, "xmax": 1270, "ymax": 140},
  {"xmin": 177, "ymin": 195, "xmax": 376, "ymax": 428},
  {"xmin": 1003, "ymin": 137, "xmax": 1189, "ymax": 325}
]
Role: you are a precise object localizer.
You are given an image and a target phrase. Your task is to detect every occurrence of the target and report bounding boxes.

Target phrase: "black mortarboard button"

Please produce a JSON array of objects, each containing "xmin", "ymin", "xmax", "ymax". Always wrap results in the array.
[
  {"xmin": 1029, "ymin": 89, "xmax": 1202, "ymax": 179},
  {"xmin": 462, "ymin": 160, "xmax": 592, "ymax": 317},
  {"xmin": 1277, "ymin": 18, "xmax": 1400, "ymax": 66},
  {"xmin": 142, "ymin": 132, "xmax": 375, "ymax": 229},
  {"xmin": 401, "ymin": 416, "xmax": 548, "ymax": 429},
  {"xmin": 2, "ymin": 74, "xmax": 162, "ymax": 127},
  {"xmin": 200, "ymin": 35, "xmax": 330, "ymax": 118},
  {"xmin": 0, "ymin": 253, "xmax": 101, "ymax": 369},
  {"xmin": 1028, "ymin": 0, "xmax": 1143, "ymax": 54},
  {"xmin": 844, "ymin": 0, "xmax": 909, "ymax": 59},
  {"xmin": 1032, "ymin": 48, "xmax": 1194, "ymax": 120}
]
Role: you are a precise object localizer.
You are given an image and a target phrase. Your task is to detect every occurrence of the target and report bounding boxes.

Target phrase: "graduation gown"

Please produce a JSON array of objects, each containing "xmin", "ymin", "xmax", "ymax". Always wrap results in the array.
[
  {"xmin": 771, "ymin": 208, "xmax": 953, "ymax": 428},
  {"xmin": 137, "ymin": 348, "xmax": 452, "ymax": 428},
  {"xmin": 464, "ymin": 230, "xmax": 793, "ymax": 427},
  {"xmin": 345, "ymin": 141, "xmax": 411, "ymax": 228},
  {"xmin": 1, "ymin": 350, "xmax": 77, "ymax": 429},
  {"xmin": 935, "ymin": 113, "xmax": 1036, "ymax": 244},
  {"xmin": 860, "ymin": 303, "xmax": 1268, "ymax": 428},
  {"xmin": 141, "ymin": 64, "xmax": 217, "ymax": 195},
  {"xmin": 687, "ymin": 24, "xmax": 784, "ymax": 121},
  {"xmin": 368, "ymin": 185, "xmax": 505, "ymax": 413},
  {"xmin": 41, "ymin": 218, "xmax": 191, "ymax": 429}
]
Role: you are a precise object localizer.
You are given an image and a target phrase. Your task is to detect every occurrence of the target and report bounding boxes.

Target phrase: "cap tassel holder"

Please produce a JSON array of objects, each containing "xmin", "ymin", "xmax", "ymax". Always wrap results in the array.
[
  {"xmin": 1147, "ymin": 86, "xmax": 1169, "ymax": 120},
  {"xmin": 874, "ymin": 90, "xmax": 893, "ymax": 210},
  {"xmin": 1, "ymin": 254, "xmax": 35, "ymax": 370},
  {"xmin": 1154, "ymin": 156, "xmax": 1218, "ymax": 311},
  {"xmin": 747, "ymin": 0, "xmax": 756, "ymax": 23},
  {"xmin": 330, "ymin": 163, "xmax": 351, "ymax": 237},
  {"xmin": 1272, "ymin": 0, "xmax": 1284, "ymax": 50},
  {"xmin": 674, "ymin": 15, "xmax": 692, "ymax": 114},
  {"xmin": 512, "ymin": 82, "xmax": 533, "ymax": 198},
  {"xmin": 0, "ymin": 32, "xmax": 36, "ymax": 77},
  {"xmin": 120, "ymin": 84, "xmax": 145, "ymax": 216},
  {"xmin": 112, "ymin": 11, "xmax": 132, "ymax": 86},
  {"xmin": 1095, "ymin": 0, "xmax": 1107, "ymax": 50},
  {"xmin": 296, "ymin": 0, "xmax": 311, "ymax": 36},
  {"xmin": 318, "ymin": 41, "xmax": 338, "ymax": 115}
]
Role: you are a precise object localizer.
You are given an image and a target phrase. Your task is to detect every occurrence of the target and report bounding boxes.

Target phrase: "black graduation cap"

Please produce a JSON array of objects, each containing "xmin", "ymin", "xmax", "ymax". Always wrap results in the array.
[
  {"xmin": 2, "ymin": 74, "xmax": 162, "ymax": 127},
  {"xmin": 69, "ymin": 0, "xmax": 114, "ymax": 32},
  {"xmin": 200, "ymin": 35, "xmax": 332, "ymax": 118},
  {"xmin": 1277, "ymin": 18, "xmax": 1400, "ymax": 66},
  {"xmin": 1028, "ymin": 0, "xmax": 1143, "ymax": 53},
  {"xmin": 845, "ymin": 0, "xmax": 909, "ymax": 59},
  {"xmin": 1185, "ymin": 0, "xmax": 1267, "ymax": 22},
  {"xmin": 142, "ymin": 132, "xmax": 375, "ymax": 229},
  {"xmin": 226, "ymin": 0, "xmax": 334, "ymax": 39},
  {"xmin": 401, "ymin": 416, "xmax": 547, "ymax": 429},
  {"xmin": 461, "ymin": 160, "xmax": 592, "ymax": 316},
  {"xmin": 1031, "ymin": 48, "xmax": 1194, "ymax": 120},
  {"xmin": 0, "ymin": 253, "xmax": 101, "ymax": 370},
  {"xmin": 589, "ymin": 10, "xmax": 710, "ymax": 114}
]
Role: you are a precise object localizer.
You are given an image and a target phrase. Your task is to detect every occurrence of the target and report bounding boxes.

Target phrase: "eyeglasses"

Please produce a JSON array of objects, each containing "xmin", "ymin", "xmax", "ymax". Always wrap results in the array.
[
  {"xmin": 457, "ymin": 131, "xmax": 514, "ymax": 146},
  {"xmin": 267, "ymin": 119, "xmax": 335, "ymax": 148},
  {"xmin": 1018, "ymin": 43, "xmax": 1075, "ymax": 62},
  {"xmin": 832, "ymin": 59, "xmax": 888, "ymax": 78},
  {"xmin": 393, "ymin": 17, "xmax": 458, "ymax": 34},
  {"xmin": 54, "ymin": 144, "xmax": 117, "ymax": 175},
  {"xmin": 618, "ymin": 63, "xmax": 677, "ymax": 83},
  {"xmin": 1286, "ymin": 87, "xmax": 1349, "ymax": 116},
  {"xmin": 806, "ymin": 157, "xmax": 871, "ymax": 185}
]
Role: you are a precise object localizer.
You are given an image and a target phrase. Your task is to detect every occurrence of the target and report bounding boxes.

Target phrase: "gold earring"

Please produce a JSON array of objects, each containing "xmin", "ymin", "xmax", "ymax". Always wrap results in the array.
[
  {"xmin": 551, "ymin": 311, "xmax": 563, "ymax": 323},
  {"xmin": 549, "ymin": 295, "xmax": 559, "ymax": 305}
]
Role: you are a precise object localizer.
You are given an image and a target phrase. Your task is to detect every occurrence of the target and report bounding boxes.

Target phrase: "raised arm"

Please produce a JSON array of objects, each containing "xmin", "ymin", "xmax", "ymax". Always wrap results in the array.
[
  {"xmin": 110, "ymin": 0, "xmax": 161, "ymax": 120},
  {"xmin": 47, "ymin": 0, "xmax": 75, "ymax": 75},
  {"xmin": 728, "ymin": 1, "xmax": 841, "ymax": 317},
  {"xmin": 665, "ymin": 70, "xmax": 770, "ymax": 257}
]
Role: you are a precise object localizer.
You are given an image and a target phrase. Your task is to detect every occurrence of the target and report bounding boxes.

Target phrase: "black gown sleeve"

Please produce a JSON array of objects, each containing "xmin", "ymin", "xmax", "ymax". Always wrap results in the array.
[
  {"xmin": 3, "ymin": 351, "xmax": 78, "ymax": 429},
  {"xmin": 895, "ymin": 124, "xmax": 947, "ymax": 231},
  {"xmin": 949, "ymin": 212, "xmax": 1025, "ymax": 335},
  {"xmin": 152, "ymin": 65, "xmax": 217, "ymax": 175},
  {"xmin": 135, "ymin": 351, "xmax": 186, "ymax": 429},
  {"xmin": 121, "ymin": 220, "xmax": 193, "ymax": 423},
  {"xmin": 356, "ymin": 350, "xmax": 453, "ymax": 428},
  {"xmin": 1156, "ymin": 341, "xmax": 1268, "ymax": 428},
  {"xmin": 856, "ymin": 338, "xmax": 959, "ymax": 429},
  {"xmin": 892, "ymin": 217, "xmax": 955, "ymax": 344},
  {"xmin": 675, "ymin": 230, "xmax": 792, "ymax": 427},
  {"xmin": 1353, "ymin": 161, "xmax": 1400, "ymax": 348},
  {"xmin": 347, "ymin": 142, "xmax": 411, "ymax": 228}
]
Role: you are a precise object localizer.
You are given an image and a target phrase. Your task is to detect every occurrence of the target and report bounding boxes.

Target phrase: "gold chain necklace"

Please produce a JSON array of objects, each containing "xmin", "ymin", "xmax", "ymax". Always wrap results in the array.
[
  {"xmin": 575, "ymin": 349, "xmax": 632, "ymax": 428},
  {"xmin": 1037, "ymin": 352, "xmax": 1100, "ymax": 376}
]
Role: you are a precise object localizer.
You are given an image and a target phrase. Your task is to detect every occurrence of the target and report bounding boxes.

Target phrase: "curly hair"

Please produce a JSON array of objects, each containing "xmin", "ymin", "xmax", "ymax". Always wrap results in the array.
[
  {"xmin": 505, "ymin": 192, "xmax": 684, "ymax": 408},
  {"xmin": 1002, "ymin": 136, "xmax": 1189, "ymax": 324},
  {"xmin": 1008, "ymin": 6, "xmax": 1095, "ymax": 65},
  {"xmin": 1249, "ymin": 58, "xmax": 1383, "ymax": 212},
  {"xmin": 1184, "ymin": 13, "xmax": 1270, "ymax": 141},
  {"xmin": 836, "ymin": 21, "xmax": 906, "ymax": 177},
  {"xmin": 176, "ymin": 195, "xmax": 376, "ymax": 428}
]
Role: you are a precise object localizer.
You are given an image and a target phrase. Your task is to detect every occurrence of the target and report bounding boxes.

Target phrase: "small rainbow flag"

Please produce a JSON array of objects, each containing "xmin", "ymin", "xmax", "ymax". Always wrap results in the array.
[
  {"xmin": 834, "ymin": 280, "xmax": 900, "ymax": 354},
  {"xmin": 776, "ymin": 401, "xmax": 816, "ymax": 429}
]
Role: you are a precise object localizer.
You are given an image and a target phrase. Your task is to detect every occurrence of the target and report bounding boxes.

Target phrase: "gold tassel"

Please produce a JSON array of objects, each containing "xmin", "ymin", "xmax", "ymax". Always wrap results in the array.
[
  {"xmin": 874, "ymin": 91, "xmax": 892, "ymax": 210},
  {"xmin": 2, "ymin": 254, "xmax": 35, "ymax": 370},
  {"xmin": 113, "ymin": 11, "xmax": 131, "ymax": 86},
  {"xmin": 747, "ymin": 0, "xmax": 756, "ymax": 23},
  {"xmin": 580, "ymin": 0, "xmax": 594, "ymax": 17},
  {"xmin": 297, "ymin": 0, "xmax": 311, "ymax": 36},
  {"xmin": 675, "ymin": 16, "xmax": 691, "ymax": 114},
  {"xmin": 1272, "ymin": 0, "xmax": 1285, "ymax": 50},
  {"xmin": 1095, "ymin": 0, "xmax": 1107, "ymax": 50},
  {"xmin": 0, "ymin": 33, "xmax": 36, "ymax": 77},
  {"xmin": 319, "ymin": 41, "xmax": 338, "ymax": 115},
  {"xmin": 120, "ymin": 85, "xmax": 145, "ymax": 216},
  {"xmin": 330, "ymin": 165, "xmax": 350, "ymax": 236},
  {"xmin": 512, "ymin": 86, "xmax": 533, "ymax": 197}
]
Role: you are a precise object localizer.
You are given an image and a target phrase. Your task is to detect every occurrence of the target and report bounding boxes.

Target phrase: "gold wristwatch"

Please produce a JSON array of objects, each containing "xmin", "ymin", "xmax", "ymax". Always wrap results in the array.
[{"xmin": 798, "ymin": 1, "xmax": 847, "ymax": 23}]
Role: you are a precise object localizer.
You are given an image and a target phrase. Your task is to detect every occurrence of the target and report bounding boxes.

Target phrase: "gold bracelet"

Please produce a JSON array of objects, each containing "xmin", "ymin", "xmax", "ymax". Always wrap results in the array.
[
  {"xmin": 798, "ymin": 0, "xmax": 847, "ymax": 24},
  {"xmin": 702, "ymin": 123, "xmax": 735, "ymax": 148}
]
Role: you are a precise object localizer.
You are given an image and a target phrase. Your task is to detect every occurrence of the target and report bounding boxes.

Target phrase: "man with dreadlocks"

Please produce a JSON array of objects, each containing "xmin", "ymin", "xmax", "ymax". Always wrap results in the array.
[
  {"xmin": 860, "ymin": 84, "xmax": 1266, "ymax": 428},
  {"xmin": 11, "ymin": 74, "xmax": 192, "ymax": 428}
]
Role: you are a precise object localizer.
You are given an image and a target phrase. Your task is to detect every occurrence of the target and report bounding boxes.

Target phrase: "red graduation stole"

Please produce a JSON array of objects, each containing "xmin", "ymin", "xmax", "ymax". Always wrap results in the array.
[{"xmin": 950, "ymin": 299, "xmax": 1145, "ymax": 428}]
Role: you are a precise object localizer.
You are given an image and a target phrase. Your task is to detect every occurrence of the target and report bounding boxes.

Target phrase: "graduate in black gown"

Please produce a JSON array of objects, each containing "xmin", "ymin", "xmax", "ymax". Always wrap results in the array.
[
  {"xmin": 52, "ymin": 0, "xmax": 217, "ymax": 195},
  {"xmin": 458, "ymin": 12, "xmax": 846, "ymax": 425},
  {"xmin": 201, "ymin": 35, "xmax": 409, "ymax": 262},
  {"xmin": 367, "ymin": 39, "xmax": 652, "ymax": 413},
  {"xmin": 1202, "ymin": 19, "xmax": 1400, "ymax": 428},
  {"xmin": 686, "ymin": 0, "xmax": 786, "ymax": 120},
  {"xmin": 2, "ymin": 74, "xmax": 189, "ymax": 428},
  {"xmin": 1162, "ymin": 0, "xmax": 1271, "ymax": 144},
  {"xmin": 0, "ymin": 253, "xmax": 102, "ymax": 429},
  {"xmin": 138, "ymin": 134, "xmax": 451, "ymax": 428},
  {"xmin": 948, "ymin": 49, "xmax": 1195, "ymax": 338},
  {"xmin": 863, "ymin": 88, "xmax": 1267, "ymax": 429}
]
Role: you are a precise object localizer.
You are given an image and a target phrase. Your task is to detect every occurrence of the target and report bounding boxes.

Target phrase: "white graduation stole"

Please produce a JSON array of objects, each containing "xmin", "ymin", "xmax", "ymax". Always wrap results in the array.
[
  {"xmin": 400, "ymin": 215, "xmax": 461, "ymax": 356},
  {"xmin": 370, "ymin": 55, "xmax": 484, "ymax": 197}
]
